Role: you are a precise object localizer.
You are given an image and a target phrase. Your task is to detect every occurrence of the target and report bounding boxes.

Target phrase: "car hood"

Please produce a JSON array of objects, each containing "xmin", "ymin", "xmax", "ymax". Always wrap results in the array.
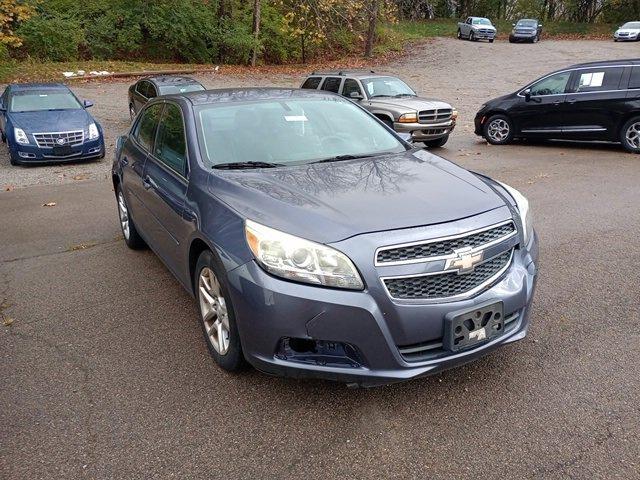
[
  {"xmin": 207, "ymin": 149, "xmax": 506, "ymax": 244},
  {"xmin": 473, "ymin": 24, "xmax": 496, "ymax": 30},
  {"xmin": 9, "ymin": 109, "xmax": 92, "ymax": 132},
  {"xmin": 616, "ymin": 28, "xmax": 640, "ymax": 33},
  {"xmin": 366, "ymin": 96, "xmax": 451, "ymax": 111}
]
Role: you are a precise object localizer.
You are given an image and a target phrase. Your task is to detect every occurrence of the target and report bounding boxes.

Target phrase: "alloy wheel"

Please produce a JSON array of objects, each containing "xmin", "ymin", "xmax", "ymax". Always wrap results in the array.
[
  {"xmin": 198, "ymin": 267, "xmax": 230, "ymax": 355},
  {"xmin": 625, "ymin": 121, "xmax": 640, "ymax": 150},
  {"xmin": 117, "ymin": 191, "xmax": 130, "ymax": 240},
  {"xmin": 129, "ymin": 105, "xmax": 136, "ymax": 121},
  {"xmin": 487, "ymin": 119, "xmax": 510, "ymax": 143}
]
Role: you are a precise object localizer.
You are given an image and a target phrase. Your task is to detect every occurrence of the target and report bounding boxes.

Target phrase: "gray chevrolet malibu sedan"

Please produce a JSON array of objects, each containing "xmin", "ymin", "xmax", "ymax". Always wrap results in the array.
[{"xmin": 112, "ymin": 88, "xmax": 538, "ymax": 387}]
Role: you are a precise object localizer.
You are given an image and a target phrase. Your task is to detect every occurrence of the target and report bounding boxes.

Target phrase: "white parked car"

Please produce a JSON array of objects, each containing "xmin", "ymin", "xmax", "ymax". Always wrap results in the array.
[{"xmin": 614, "ymin": 22, "xmax": 640, "ymax": 41}]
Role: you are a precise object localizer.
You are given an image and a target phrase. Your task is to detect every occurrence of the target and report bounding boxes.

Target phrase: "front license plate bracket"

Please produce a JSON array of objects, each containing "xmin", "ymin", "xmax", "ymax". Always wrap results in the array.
[{"xmin": 444, "ymin": 301, "xmax": 504, "ymax": 352}]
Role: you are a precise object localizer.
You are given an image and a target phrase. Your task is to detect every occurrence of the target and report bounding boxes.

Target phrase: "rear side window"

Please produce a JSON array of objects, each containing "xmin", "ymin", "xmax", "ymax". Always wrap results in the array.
[
  {"xmin": 154, "ymin": 103, "xmax": 187, "ymax": 176},
  {"xmin": 321, "ymin": 77, "xmax": 342, "ymax": 93},
  {"xmin": 147, "ymin": 83, "xmax": 158, "ymax": 99},
  {"xmin": 134, "ymin": 103, "xmax": 164, "ymax": 152},
  {"xmin": 136, "ymin": 81, "xmax": 150, "ymax": 97},
  {"xmin": 629, "ymin": 67, "xmax": 640, "ymax": 89},
  {"xmin": 576, "ymin": 68, "xmax": 624, "ymax": 92},
  {"xmin": 301, "ymin": 77, "xmax": 322, "ymax": 89}
]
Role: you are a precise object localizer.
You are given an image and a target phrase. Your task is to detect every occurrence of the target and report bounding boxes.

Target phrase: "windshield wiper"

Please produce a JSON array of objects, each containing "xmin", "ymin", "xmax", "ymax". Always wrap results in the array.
[
  {"xmin": 370, "ymin": 95, "xmax": 391, "ymax": 98},
  {"xmin": 312, "ymin": 153, "xmax": 385, "ymax": 164},
  {"xmin": 212, "ymin": 161, "xmax": 283, "ymax": 170},
  {"xmin": 394, "ymin": 93, "xmax": 416, "ymax": 97}
]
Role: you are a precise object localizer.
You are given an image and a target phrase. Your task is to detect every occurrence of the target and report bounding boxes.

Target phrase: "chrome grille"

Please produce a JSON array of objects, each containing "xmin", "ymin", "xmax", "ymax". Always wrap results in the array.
[
  {"xmin": 478, "ymin": 28, "xmax": 494, "ymax": 35},
  {"xmin": 418, "ymin": 108, "xmax": 452, "ymax": 124},
  {"xmin": 33, "ymin": 130, "xmax": 84, "ymax": 148},
  {"xmin": 376, "ymin": 221, "xmax": 515, "ymax": 265},
  {"xmin": 383, "ymin": 250, "xmax": 513, "ymax": 301},
  {"xmin": 514, "ymin": 29, "xmax": 535, "ymax": 34}
]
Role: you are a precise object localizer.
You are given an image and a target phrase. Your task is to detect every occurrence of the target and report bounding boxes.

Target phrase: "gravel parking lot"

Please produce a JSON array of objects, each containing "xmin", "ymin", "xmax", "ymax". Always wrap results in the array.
[{"xmin": 1, "ymin": 38, "xmax": 639, "ymax": 479}]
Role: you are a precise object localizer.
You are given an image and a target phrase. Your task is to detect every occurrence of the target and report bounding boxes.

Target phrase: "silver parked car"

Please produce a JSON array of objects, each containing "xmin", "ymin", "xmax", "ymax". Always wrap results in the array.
[
  {"xmin": 614, "ymin": 21, "xmax": 640, "ymax": 41},
  {"xmin": 457, "ymin": 17, "xmax": 497, "ymax": 42},
  {"xmin": 301, "ymin": 71, "xmax": 457, "ymax": 148}
]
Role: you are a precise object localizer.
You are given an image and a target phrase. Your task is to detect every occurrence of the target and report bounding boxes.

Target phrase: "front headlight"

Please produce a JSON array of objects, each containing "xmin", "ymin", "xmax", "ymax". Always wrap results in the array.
[
  {"xmin": 398, "ymin": 112, "xmax": 418, "ymax": 123},
  {"xmin": 88, "ymin": 123, "xmax": 99, "ymax": 140},
  {"xmin": 451, "ymin": 109, "xmax": 458, "ymax": 121},
  {"xmin": 14, "ymin": 128, "xmax": 29, "ymax": 145},
  {"xmin": 498, "ymin": 182, "xmax": 534, "ymax": 246},
  {"xmin": 245, "ymin": 219, "xmax": 364, "ymax": 290}
]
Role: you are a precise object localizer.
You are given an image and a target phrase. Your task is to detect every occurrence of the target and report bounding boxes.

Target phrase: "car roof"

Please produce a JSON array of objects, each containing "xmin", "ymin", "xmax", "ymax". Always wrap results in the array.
[
  {"xmin": 306, "ymin": 70, "xmax": 392, "ymax": 80},
  {"xmin": 176, "ymin": 87, "xmax": 343, "ymax": 106},
  {"xmin": 517, "ymin": 18, "xmax": 538, "ymax": 22},
  {"xmin": 568, "ymin": 59, "xmax": 640, "ymax": 69},
  {"xmin": 8, "ymin": 83, "xmax": 69, "ymax": 92},
  {"xmin": 145, "ymin": 76, "xmax": 201, "ymax": 86}
]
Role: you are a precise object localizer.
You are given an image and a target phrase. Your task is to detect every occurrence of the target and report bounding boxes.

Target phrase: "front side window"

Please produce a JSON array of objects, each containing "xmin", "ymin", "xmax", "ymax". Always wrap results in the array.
[
  {"xmin": 196, "ymin": 97, "xmax": 405, "ymax": 167},
  {"xmin": 576, "ymin": 68, "xmax": 624, "ymax": 92},
  {"xmin": 133, "ymin": 103, "xmax": 164, "ymax": 152},
  {"xmin": 629, "ymin": 66, "xmax": 640, "ymax": 90},
  {"xmin": 321, "ymin": 77, "xmax": 342, "ymax": 93},
  {"xmin": 342, "ymin": 79, "xmax": 363, "ymax": 98},
  {"xmin": 301, "ymin": 77, "xmax": 322, "ymax": 90},
  {"xmin": 154, "ymin": 103, "xmax": 187, "ymax": 176},
  {"xmin": 9, "ymin": 90, "xmax": 82, "ymax": 112},
  {"xmin": 361, "ymin": 77, "xmax": 416, "ymax": 98},
  {"xmin": 529, "ymin": 72, "xmax": 571, "ymax": 96}
]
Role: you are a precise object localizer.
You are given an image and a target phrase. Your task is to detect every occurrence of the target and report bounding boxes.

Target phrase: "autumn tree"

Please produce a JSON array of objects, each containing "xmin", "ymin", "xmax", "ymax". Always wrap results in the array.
[{"xmin": 0, "ymin": 0, "xmax": 34, "ymax": 48}]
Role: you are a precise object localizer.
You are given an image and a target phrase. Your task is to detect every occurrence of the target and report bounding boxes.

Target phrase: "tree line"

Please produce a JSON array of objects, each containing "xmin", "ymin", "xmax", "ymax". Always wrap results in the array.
[{"xmin": 0, "ymin": 0, "xmax": 636, "ymax": 65}]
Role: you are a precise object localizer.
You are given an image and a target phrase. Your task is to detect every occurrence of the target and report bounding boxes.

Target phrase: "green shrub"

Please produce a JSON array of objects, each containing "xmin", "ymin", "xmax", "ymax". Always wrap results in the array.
[{"xmin": 17, "ymin": 16, "xmax": 83, "ymax": 61}]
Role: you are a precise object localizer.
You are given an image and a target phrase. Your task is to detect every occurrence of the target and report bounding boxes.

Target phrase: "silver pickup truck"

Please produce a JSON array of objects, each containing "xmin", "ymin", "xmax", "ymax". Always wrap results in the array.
[
  {"xmin": 300, "ymin": 71, "xmax": 457, "ymax": 148},
  {"xmin": 457, "ymin": 17, "xmax": 497, "ymax": 42}
]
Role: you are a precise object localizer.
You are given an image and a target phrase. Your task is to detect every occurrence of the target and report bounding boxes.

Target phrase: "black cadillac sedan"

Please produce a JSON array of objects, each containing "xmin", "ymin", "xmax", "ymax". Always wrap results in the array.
[
  {"xmin": 475, "ymin": 59, "xmax": 640, "ymax": 153},
  {"xmin": 113, "ymin": 88, "xmax": 538, "ymax": 386}
]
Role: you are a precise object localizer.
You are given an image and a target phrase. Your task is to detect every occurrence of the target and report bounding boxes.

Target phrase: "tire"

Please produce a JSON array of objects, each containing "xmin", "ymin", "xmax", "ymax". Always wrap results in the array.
[
  {"xmin": 620, "ymin": 116, "xmax": 640, "ymax": 153},
  {"xmin": 1, "ymin": 130, "xmax": 5, "ymax": 143},
  {"xmin": 469, "ymin": 31, "xmax": 475, "ymax": 42},
  {"xmin": 9, "ymin": 153, "xmax": 19, "ymax": 166},
  {"xmin": 489, "ymin": 38, "xmax": 494, "ymax": 43},
  {"xmin": 116, "ymin": 185, "xmax": 146, "ymax": 249},
  {"xmin": 532, "ymin": 35, "xmax": 539, "ymax": 43},
  {"xmin": 129, "ymin": 104, "xmax": 136, "ymax": 122},
  {"xmin": 509, "ymin": 37, "xmax": 515, "ymax": 43},
  {"xmin": 382, "ymin": 118, "xmax": 394, "ymax": 130},
  {"xmin": 457, "ymin": 29, "xmax": 462, "ymax": 39},
  {"xmin": 194, "ymin": 250, "xmax": 246, "ymax": 372},
  {"xmin": 424, "ymin": 135, "xmax": 449, "ymax": 148},
  {"xmin": 483, "ymin": 114, "xmax": 515, "ymax": 145}
]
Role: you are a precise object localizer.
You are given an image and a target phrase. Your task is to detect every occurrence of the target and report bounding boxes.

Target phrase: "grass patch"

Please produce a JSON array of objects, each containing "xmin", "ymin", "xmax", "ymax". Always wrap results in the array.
[{"xmin": 0, "ymin": 59, "xmax": 212, "ymax": 83}]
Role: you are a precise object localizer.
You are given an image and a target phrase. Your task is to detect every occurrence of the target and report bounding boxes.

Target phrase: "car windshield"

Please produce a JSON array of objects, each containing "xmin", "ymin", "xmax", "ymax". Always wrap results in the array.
[
  {"xmin": 158, "ymin": 84, "xmax": 205, "ymax": 95},
  {"xmin": 621, "ymin": 22, "xmax": 640, "ymax": 29},
  {"xmin": 360, "ymin": 77, "xmax": 416, "ymax": 98},
  {"xmin": 10, "ymin": 90, "xmax": 82, "ymax": 112},
  {"xmin": 517, "ymin": 20, "xmax": 537, "ymax": 27},
  {"xmin": 473, "ymin": 18, "xmax": 492, "ymax": 25},
  {"xmin": 196, "ymin": 97, "xmax": 406, "ymax": 167}
]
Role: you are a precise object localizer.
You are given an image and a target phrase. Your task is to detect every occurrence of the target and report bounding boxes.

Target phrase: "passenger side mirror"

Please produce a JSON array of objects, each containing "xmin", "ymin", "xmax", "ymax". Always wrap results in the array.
[
  {"xmin": 83, "ymin": 100, "xmax": 94, "ymax": 108},
  {"xmin": 349, "ymin": 91, "xmax": 363, "ymax": 100},
  {"xmin": 538, "ymin": 24, "xmax": 543, "ymax": 27},
  {"xmin": 523, "ymin": 89, "xmax": 532, "ymax": 102}
]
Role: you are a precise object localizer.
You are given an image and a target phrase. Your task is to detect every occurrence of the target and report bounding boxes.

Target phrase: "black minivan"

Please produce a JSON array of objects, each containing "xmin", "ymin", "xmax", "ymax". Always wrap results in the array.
[{"xmin": 475, "ymin": 59, "xmax": 640, "ymax": 153}]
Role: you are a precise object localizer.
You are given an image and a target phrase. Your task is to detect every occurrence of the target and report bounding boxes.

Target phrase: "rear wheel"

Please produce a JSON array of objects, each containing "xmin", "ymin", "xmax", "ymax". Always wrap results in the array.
[
  {"xmin": 621, "ymin": 116, "xmax": 640, "ymax": 153},
  {"xmin": 116, "ymin": 185, "xmax": 146, "ymax": 249},
  {"xmin": 424, "ymin": 135, "xmax": 449, "ymax": 148},
  {"xmin": 195, "ymin": 250, "xmax": 246, "ymax": 372},
  {"xmin": 483, "ymin": 114, "xmax": 514, "ymax": 145}
]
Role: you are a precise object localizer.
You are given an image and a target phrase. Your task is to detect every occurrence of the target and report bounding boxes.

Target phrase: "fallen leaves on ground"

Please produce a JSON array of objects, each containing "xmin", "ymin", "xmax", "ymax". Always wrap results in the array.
[
  {"xmin": 4, "ymin": 185, "xmax": 15, "ymax": 191},
  {"xmin": 72, "ymin": 173, "xmax": 89, "ymax": 181},
  {"xmin": 42, "ymin": 202, "xmax": 57, "ymax": 207},
  {"xmin": 3, "ymin": 318, "xmax": 14, "ymax": 327}
]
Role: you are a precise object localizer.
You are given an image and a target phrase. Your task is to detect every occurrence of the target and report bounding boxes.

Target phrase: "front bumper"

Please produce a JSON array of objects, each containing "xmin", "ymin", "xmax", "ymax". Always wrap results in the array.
[
  {"xmin": 9, "ymin": 138, "xmax": 105, "ymax": 165},
  {"xmin": 227, "ymin": 227, "xmax": 539, "ymax": 387},
  {"xmin": 472, "ymin": 30, "xmax": 496, "ymax": 40},
  {"xmin": 614, "ymin": 33, "xmax": 638, "ymax": 41},
  {"xmin": 394, "ymin": 119, "xmax": 456, "ymax": 142},
  {"xmin": 509, "ymin": 33, "xmax": 537, "ymax": 41}
]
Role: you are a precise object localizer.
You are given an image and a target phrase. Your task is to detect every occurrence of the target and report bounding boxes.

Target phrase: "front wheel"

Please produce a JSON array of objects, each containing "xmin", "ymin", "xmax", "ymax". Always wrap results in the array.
[
  {"xmin": 457, "ymin": 29, "xmax": 462, "ymax": 39},
  {"xmin": 532, "ymin": 35, "xmax": 539, "ymax": 43},
  {"xmin": 469, "ymin": 31, "xmax": 476, "ymax": 41},
  {"xmin": 489, "ymin": 38, "xmax": 494, "ymax": 43},
  {"xmin": 195, "ymin": 250, "xmax": 246, "ymax": 372},
  {"xmin": 424, "ymin": 135, "xmax": 449, "ymax": 148},
  {"xmin": 621, "ymin": 116, "xmax": 640, "ymax": 153},
  {"xmin": 483, "ymin": 114, "xmax": 514, "ymax": 145}
]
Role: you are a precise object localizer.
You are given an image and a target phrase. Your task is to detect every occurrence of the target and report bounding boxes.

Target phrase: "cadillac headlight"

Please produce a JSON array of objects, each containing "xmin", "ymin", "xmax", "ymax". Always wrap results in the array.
[
  {"xmin": 498, "ymin": 182, "xmax": 533, "ymax": 245},
  {"xmin": 88, "ymin": 123, "xmax": 99, "ymax": 140},
  {"xmin": 14, "ymin": 128, "xmax": 29, "ymax": 145},
  {"xmin": 245, "ymin": 219, "xmax": 364, "ymax": 290}
]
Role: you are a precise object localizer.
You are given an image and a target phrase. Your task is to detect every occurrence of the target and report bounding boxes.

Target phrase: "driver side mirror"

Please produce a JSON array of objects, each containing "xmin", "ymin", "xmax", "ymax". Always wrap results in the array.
[
  {"xmin": 83, "ymin": 100, "xmax": 94, "ymax": 108},
  {"xmin": 512, "ymin": 23, "xmax": 516, "ymax": 27},
  {"xmin": 523, "ymin": 89, "xmax": 532, "ymax": 102},
  {"xmin": 349, "ymin": 91, "xmax": 363, "ymax": 100}
]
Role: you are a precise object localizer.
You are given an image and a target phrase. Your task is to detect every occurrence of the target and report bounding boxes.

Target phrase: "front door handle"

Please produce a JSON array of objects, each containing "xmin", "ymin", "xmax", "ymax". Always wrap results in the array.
[{"xmin": 142, "ymin": 176, "xmax": 159, "ymax": 190}]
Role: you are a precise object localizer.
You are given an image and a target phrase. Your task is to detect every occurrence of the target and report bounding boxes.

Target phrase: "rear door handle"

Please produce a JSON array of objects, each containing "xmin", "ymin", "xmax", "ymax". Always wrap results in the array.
[{"xmin": 121, "ymin": 156, "xmax": 129, "ymax": 166}]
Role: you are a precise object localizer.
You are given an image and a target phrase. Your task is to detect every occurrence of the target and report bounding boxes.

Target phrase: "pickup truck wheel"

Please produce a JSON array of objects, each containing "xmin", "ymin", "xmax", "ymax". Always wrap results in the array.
[
  {"xmin": 489, "ymin": 38, "xmax": 494, "ymax": 43},
  {"xmin": 457, "ymin": 29, "xmax": 462, "ymax": 39},
  {"xmin": 621, "ymin": 116, "xmax": 640, "ymax": 153},
  {"xmin": 424, "ymin": 135, "xmax": 449, "ymax": 148},
  {"xmin": 469, "ymin": 31, "xmax": 476, "ymax": 41},
  {"xmin": 484, "ymin": 114, "xmax": 514, "ymax": 145}
]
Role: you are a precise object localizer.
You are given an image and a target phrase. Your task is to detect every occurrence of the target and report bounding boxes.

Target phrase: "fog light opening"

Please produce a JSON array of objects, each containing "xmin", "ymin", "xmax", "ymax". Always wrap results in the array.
[{"xmin": 276, "ymin": 337, "xmax": 363, "ymax": 369}]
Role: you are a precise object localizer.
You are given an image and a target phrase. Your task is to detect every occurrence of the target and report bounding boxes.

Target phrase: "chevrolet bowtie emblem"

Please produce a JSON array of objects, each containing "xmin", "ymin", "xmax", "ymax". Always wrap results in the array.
[{"xmin": 445, "ymin": 247, "xmax": 484, "ymax": 274}]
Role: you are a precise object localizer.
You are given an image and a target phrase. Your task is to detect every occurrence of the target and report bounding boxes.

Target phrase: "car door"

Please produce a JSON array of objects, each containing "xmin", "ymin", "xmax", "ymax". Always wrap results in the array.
[
  {"xmin": 320, "ymin": 77, "xmax": 343, "ymax": 94},
  {"xmin": 121, "ymin": 103, "xmax": 165, "ymax": 238},
  {"xmin": 509, "ymin": 70, "xmax": 572, "ymax": 136},
  {"xmin": 562, "ymin": 66, "xmax": 626, "ymax": 140},
  {"xmin": 140, "ymin": 101, "xmax": 190, "ymax": 274},
  {"xmin": 341, "ymin": 78, "xmax": 365, "ymax": 101}
]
